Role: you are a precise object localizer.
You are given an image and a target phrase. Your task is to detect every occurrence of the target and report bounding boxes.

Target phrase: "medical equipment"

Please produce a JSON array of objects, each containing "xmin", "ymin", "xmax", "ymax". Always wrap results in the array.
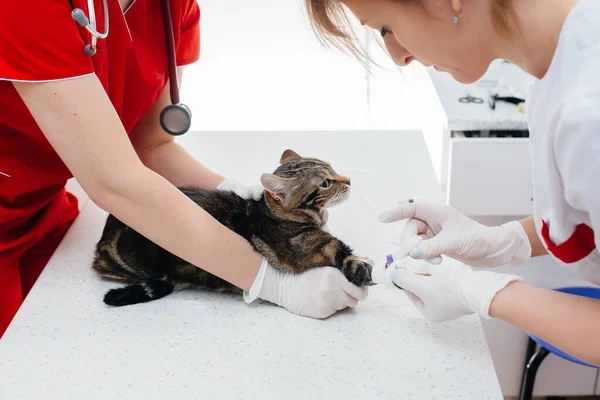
[
  {"xmin": 71, "ymin": 0, "xmax": 191, "ymax": 136},
  {"xmin": 385, "ymin": 235, "xmax": 424, "ymax": 269},
  {"xmin": 488, "ymin": 94, "xmax": 525, "ymax": 110},
  {"xmin": 380, "ymin": 235, "xmax": 434, "ymax": 290},
  {"xmin": 459, "ymin": 94, "xmax": 484, "ymax": 104},
  {"xmin": 71, "ymin": 0, "xmax": 109, "ymax": 57}
]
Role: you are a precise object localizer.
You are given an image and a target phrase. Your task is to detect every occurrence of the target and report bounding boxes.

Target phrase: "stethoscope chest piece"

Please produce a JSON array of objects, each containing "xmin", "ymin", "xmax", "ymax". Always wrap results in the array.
[
  {"xmin": 159, "ymin": 103, "xmax": 192, "ymax": 136},
  {"xmin": 72, "ymin": 0, "xmax": 191, "ymax": 136}
]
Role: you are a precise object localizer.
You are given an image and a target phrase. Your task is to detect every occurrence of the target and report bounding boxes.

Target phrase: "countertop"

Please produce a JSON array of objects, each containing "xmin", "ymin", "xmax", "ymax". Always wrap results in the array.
[
  {"xmin": 428, "ymin": 60, "xmax": 537, "ymax": 132},
  {"xmin": 0, "ymin": 131, "xmax": 503, "ymax": 400}
]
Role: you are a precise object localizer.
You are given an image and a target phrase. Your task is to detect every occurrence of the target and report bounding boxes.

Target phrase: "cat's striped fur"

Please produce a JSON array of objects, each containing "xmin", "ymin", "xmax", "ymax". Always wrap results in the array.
[{"xmin": 92, "ymin": 150, "xmax": 374, "ymax": 306}]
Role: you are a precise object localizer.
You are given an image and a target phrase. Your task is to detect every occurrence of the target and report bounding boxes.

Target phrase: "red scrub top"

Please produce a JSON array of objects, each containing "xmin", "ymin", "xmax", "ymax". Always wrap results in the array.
[{"xmin": 0, "ymin": 0, "xmax": 200, "ymax": 336}]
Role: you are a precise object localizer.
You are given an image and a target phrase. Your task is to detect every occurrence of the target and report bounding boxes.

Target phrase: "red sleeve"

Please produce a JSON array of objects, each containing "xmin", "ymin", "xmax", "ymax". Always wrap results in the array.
[
  {"xmin": 0, "ymin": 0, "xmax": 94, "ymax": 81},
  {"xmin": 176, "ymin": 0, "xmax": 201, "ymax": 66}
]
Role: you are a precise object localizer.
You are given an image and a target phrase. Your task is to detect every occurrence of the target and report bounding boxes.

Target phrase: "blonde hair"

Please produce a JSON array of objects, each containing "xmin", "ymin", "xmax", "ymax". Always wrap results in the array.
[
  {"xmin": 304, "ymin": 0, "xmax": 517, "ymax": 65},
  {"xmin": 490, "ymin": 0, "xmax": 517, "ymax": 35},
  {"xmin": 304, "ymin": 0, "xmax": 371, "ymax": 66}
]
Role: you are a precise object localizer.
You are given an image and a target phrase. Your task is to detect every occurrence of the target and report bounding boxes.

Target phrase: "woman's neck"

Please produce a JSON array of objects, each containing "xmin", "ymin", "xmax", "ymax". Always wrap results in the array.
[
  {"xmin": 495, "ymin": 0, "xmax": 579, "ymax": 79},
  {"xmin": 119, "ymin": 0, "xmax": 135, "ymax": 12}
]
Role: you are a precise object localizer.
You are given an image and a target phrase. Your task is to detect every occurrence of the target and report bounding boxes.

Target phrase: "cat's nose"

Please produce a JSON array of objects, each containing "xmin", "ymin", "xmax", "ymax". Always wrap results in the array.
[{"xmin": 338, "ymin": 176, "xmax": 351, "ymax": 185}]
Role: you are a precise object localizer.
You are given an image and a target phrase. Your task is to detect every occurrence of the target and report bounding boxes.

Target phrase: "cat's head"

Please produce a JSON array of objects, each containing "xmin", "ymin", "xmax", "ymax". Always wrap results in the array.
[{"xmin": 260, "ymin": 150, "xmax": 351, "ymax": 222}]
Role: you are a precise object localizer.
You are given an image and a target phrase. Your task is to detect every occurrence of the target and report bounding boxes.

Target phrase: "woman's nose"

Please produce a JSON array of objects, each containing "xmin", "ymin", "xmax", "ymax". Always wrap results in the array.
[
  {"xmin": 397, "ymin": 55, "xmax": 415, "ymax": 66},
  {"xmin": 384, "ymin": 37, "xmax": 414, "ymax": 67}
]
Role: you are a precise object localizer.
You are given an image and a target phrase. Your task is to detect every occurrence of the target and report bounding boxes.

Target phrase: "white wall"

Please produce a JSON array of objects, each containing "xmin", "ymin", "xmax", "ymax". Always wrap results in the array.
[
  {"xmin": 181, "ymin": 0, "xmax": 368, "ymax": 131},
  {"xmin": 179, "ymin": 0, "xmax": 441, "ymax": 133}
]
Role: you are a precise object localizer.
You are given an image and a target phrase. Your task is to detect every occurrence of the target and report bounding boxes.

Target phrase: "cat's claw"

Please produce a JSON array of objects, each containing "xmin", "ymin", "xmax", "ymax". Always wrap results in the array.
[{"xmin": 343, "ymin": 256, "xmax": 374, "ymax": 287}]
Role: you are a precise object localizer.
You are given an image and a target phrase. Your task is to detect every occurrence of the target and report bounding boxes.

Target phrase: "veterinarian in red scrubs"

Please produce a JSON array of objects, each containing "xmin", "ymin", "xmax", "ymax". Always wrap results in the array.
[
  {"xmin": 0, "ymin": 0, "xmax": 367, "ymax": 337},
  {"xmin": 305, "ymin": 0, "xmax": 600, "ymax": 367}
]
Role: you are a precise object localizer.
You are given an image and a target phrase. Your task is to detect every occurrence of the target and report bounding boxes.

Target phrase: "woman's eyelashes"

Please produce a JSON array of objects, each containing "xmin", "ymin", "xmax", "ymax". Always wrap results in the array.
[{"xmin": 380, "ymin": 26, "xmax": 392, "ymax": 37}]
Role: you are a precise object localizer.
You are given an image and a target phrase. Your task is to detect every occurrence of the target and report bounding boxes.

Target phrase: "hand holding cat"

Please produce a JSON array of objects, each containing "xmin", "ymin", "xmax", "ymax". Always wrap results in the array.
[
  {"xmin": 216, "ymin": 178, "xmax": 264, "ymax": 201},
  {"xmin": 245, "ymin": 258, "xmax": 368, "ymax": 319}
]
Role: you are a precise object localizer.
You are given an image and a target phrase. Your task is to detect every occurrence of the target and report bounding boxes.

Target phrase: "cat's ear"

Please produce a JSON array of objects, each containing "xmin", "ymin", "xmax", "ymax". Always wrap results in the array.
[
  {"xmin": 261, "ymin": 173, "xmax": 293, "ymax": 202},
  {"xmin": 280, "ymin": 149, "xmax": 302, "ymax": 164}
]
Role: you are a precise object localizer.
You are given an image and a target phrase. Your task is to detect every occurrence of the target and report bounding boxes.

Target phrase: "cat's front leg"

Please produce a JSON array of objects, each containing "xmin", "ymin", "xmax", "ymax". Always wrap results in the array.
[
  {"xmin": 270, "ymin": 230, "xmax": 375, "ymax": 287},
  {"xmin": 341, "ymin": 255, "xmax": 375, "ymax": 287},
  {"xmin": 313, "ymin": 234, "xmax": 374, "ymax": 287}
]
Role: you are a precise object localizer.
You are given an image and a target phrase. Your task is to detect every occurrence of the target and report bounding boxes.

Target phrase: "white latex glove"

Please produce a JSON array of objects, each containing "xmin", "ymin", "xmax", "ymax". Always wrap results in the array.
[
  {"xmin": 216, "ymin": 178, "xmax": 264, "ymax": 200},
  {"xmin": 392, "ymin": 264, "xmax": 523, "ymax": 322},
  {"xmin": 378, "ymin": 201, "xmax": 531, "ymax": 267},
  {"xmin": 244, "ymin": 258, "xmax": 368, "ymax": 319},
  {"xmin": 321, "ymin": 209, "xmax": 330, "ymax": 233}
]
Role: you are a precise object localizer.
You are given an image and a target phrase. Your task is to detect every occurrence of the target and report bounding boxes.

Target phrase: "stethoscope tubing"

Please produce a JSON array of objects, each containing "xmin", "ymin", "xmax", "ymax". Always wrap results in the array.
[
  {"xmin": 73, "ymin": 0, "xmax": 190, "ymax": 135},
  {"xmin": 160, "ymin": 0, "xmax": 180, "ymax": 105}
]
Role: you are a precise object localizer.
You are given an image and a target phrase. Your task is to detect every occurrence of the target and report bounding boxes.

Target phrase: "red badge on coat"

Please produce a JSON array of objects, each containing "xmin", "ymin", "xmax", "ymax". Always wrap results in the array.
[{"xmin": 541, "ymin": 220, "xmax": 596, "ymax": 263}]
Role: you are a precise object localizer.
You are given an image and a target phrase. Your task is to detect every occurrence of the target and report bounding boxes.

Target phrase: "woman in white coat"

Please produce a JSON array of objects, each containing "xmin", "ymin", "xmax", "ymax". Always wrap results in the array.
[{"xmin": 305, "ymin": 0, "xmax": 600, "ymax": 366}]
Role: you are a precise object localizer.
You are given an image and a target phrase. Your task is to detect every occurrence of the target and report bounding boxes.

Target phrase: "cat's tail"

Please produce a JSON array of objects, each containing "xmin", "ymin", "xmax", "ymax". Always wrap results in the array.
[{"xmin": 103, "ymin": 280, "xmax": 174, "ymax": 307}]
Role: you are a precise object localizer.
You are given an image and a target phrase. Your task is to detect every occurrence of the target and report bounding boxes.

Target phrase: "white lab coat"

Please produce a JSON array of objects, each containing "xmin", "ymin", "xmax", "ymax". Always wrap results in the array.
[{"xmin": 527, "ymin": 0, "xmax": 600, "ymax": 284}]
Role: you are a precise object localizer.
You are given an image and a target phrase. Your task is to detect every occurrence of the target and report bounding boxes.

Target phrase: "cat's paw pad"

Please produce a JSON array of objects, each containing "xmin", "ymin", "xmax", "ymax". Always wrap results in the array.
[{"xmin": 343, "ymin": 256, "xmax": 374, "ymax": 287}]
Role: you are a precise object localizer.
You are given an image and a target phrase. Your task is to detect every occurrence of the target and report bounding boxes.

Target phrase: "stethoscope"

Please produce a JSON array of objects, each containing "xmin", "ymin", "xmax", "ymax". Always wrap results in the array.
[{"xmin": 71, "ymin": 0, "xmax": 191, "ymax": 136}]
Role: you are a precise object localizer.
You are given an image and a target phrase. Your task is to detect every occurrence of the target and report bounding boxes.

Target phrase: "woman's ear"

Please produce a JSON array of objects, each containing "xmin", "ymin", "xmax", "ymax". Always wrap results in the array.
[
  {"xmin": 260, "ymin": 173, "xmax": 293, "ymax": 202},
  {"xmin": 451, "ymin": 0, "xmax": 463, "ymax": 16}
]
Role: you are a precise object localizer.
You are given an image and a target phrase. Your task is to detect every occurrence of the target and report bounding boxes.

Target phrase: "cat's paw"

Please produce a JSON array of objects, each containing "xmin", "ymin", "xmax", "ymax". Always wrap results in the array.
[{"xmin": 342, "ymin": 256, "xmax": 374, "ymax": 287}]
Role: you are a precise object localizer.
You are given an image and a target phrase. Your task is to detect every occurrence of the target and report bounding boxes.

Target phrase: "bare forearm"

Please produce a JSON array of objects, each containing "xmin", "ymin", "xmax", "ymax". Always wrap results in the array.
[
  {"xmin": 138, "ymin": 141, "xmax": 224, "ymax": 189},
  {"xmin": 490, "ymin": 281, "xmax": 600, "ymax": 366},
  {"xmin": 12, "ymin": 76, "xmax": 258, "ymax": 287},
  {"xmin": 519, "ymin": 216, "xmax": 548, "ymax": 257},
  {"xmin": 97, "ymin": 166, "xmax": 261, "ymax": 290}
]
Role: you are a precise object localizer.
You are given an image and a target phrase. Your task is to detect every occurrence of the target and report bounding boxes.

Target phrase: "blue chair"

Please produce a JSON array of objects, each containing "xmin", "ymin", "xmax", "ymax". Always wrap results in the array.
[{"xmin": 519, "ymin": 286, "xmax": 600, "ymax": 400}]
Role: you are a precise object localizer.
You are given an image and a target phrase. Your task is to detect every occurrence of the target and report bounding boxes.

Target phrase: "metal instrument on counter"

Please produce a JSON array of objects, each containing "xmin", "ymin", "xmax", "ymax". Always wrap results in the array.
[
  {"xmin": 488, "ymin": 94, "xmax": 525, "ymax": 110},
  {"xmin": 459, "ymin": 94, "xmax": 484, "ymax": 104}
]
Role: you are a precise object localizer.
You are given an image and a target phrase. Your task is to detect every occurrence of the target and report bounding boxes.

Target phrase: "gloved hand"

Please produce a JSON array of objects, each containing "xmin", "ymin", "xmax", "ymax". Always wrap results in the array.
[
  {"xmin": 392, "ymin": 264, "xmax": 523, "ymax": 322},
  {"xmin": 321, "ymin": 209, "xmax": 330, "ymax": 233},
  {"xmin": 378, "ymin": 201, "xmax": 531, "ymax": 267},
  {"xmin": 216, "ymin": 178, "xmax": 264, "ymax": 200},
  {"xmin": 244, "ymin": 258, "xmax": 368, "ymax": 319}
]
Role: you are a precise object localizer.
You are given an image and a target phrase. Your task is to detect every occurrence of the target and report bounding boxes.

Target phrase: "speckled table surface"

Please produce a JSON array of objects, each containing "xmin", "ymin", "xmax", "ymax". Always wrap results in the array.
[{"xmin": 0, "ymin": 131, "xmax": 503, "ymax": 400}]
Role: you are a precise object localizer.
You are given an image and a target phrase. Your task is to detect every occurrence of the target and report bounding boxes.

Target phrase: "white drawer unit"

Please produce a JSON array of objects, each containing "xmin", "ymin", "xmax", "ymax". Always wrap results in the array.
[
  {"xmin": 447, "ymin": 136, "xmax": 533, "ymax": 217},
  {"xmin": 423, "ymin": 61, "xmax": 535, "ymax": 218}
]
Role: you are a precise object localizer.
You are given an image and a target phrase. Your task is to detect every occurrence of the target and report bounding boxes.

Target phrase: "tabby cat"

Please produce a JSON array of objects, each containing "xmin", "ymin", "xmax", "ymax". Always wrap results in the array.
[{"xmin": 92, "ymin": 149, "xmax": 374, "ymax": 306}]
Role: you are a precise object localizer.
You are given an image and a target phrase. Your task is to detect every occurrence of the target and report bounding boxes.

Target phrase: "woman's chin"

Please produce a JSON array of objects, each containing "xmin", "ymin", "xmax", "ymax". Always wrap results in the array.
[
  {"xmin": 439, "ymin": 65, "xmax": 489, "ymax": 84},
  {"xmin": 448, "ymin": 70, "xmax": 481, "ymax": 85}
]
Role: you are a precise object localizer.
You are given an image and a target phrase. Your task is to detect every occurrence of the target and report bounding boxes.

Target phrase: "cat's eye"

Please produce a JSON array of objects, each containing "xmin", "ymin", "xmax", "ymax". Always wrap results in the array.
[
  {"xmin": 380, "ymin": 27, "xmax": 392, "ymax": 37},
  {"xmin": 320, "ymin": 180, "xmax": 331, "ymax": 189}
]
